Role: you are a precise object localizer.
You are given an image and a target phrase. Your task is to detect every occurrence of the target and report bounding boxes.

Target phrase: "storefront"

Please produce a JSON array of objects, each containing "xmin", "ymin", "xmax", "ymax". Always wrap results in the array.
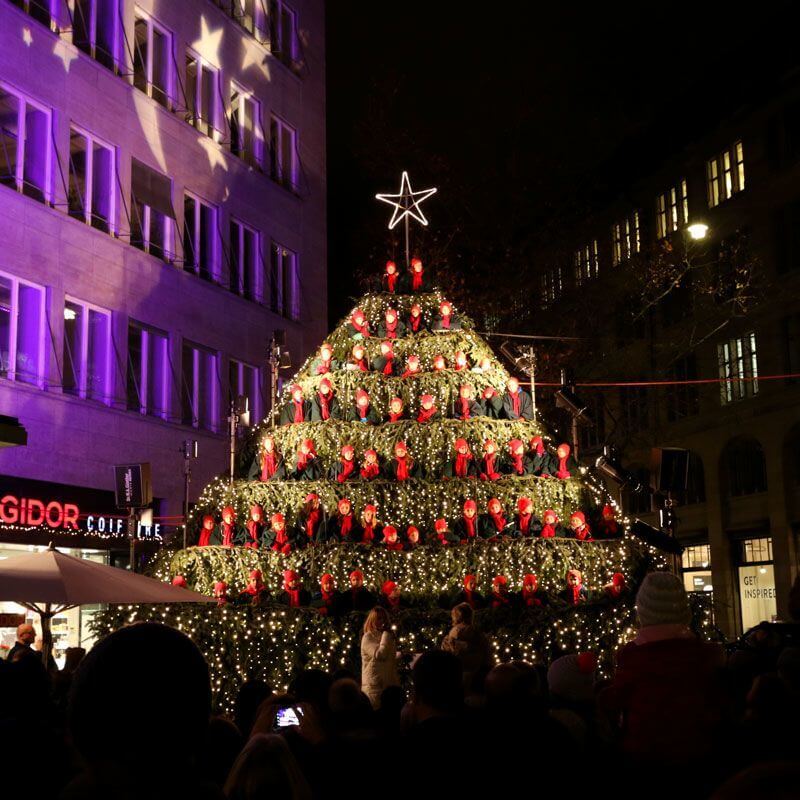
[
  {"xmin": 735, "ymin": 535, "xmax": 777, "ymax": 632},
  {"xmin": 0, "ymin": 476, "xmax": 167, "ymax": 667}
]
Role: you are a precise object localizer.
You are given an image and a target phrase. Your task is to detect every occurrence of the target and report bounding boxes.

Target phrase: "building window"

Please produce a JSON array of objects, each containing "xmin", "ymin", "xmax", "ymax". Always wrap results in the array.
[
  {"xmin": 611, "ymin": 211, "xmax": 641, "ymax": 265},
  {"xmin": 718, "ymin": 332, "xmax": 758, "ymax": 404},
  {"xmin": 541, "ymin": 267, "xmax": 563, "ymax": 307},
  {"xmin": 0, "ymin": 270, "xmax": 46, "ymax": 386},
  {"xmin": 270, "ymin": 115, "xmax": 297, "ymax": 190},
  {"xmin": 130, "ymin": 158, "xmax": 174, "ymax": 261},
  {"xmin": 655, "ymin": 180, "xmax": 689, "ymax": 239},
  {"xmin": 574, "ymin": 240, "xmax": 599, "ymax": 285},
  {"xmin": 62, "ymin": 298, "xmax": 111, "ymax": 402},
  {"xmin": 230, "ymin": 84, "xmax": 262, "ymax": 167},
  {"xmin": 181, "ymin": 341, "xmax": 218, "ymax": 431},
  {"xmin": 127, "ymin": 322, "xmax": 169, "ymax": 418},
  {"xmin": 676, "ymin": 451, "xmax": 706, "ymax": 506},
  {"xmin": 229, "ymin": 219, "xmax": 259, "ymax": 300},
  {"xmin": 68, "ymin": 126, "xmax": 115, "ymax": 233},
  {"xmin": 681, "ymin": 544, "xmax": 713, "ymax": 594},
  {"xmin": 269, "ymin": 0, "xmax": 298, "ymax": 67},
  {"xmin": 270, "ymin": 242, "xmax": 299, "ymax": 320},
  {"xmin": 737, "ymin": 536, "xmax": 776, "ymax": 632},
  {"xmin": 229, "ymin": 358, "xmax": 260, "ymax": 421},
  {"xmin": 666, "ymin": 353, "xmax": 700, "ymax": 421},
  {"xmin": 10, "ymin": 0, "xmax": 56, "ymax": 29},
  {"xmin": 183, "ymin": 194, "xmax": 218, "ymax": 281},
  {"xmin": 132, "ymin": 9, "xmax": 172, "ymax": 109},
  {"xmin": 707, "ymin": 141, "xmax": 745, "ymax": 208},
  {"xmin": 234, "ymin": 0, "xmax": 268, "ymax": 41},
  {"xmin": 578, "ymin": 393, "xmax": 605, "ymax": 452},
  {"xmin": 619, "ymin": 385, "xmax": 649, "ymax": 433},
  {"xmin": 185, "ymin": 53, "xmax": 219, "ymax": 137},
  {"xmin": 0, "ymin": 84, "xmax": 52, "ymax": 204},
  {"xmin": 722, "ymin": 437, "xmax": 767, "ymax": 497},
  {"xmin": 71, "ymin": 0, "xmax": 118, "ymax": 70}
]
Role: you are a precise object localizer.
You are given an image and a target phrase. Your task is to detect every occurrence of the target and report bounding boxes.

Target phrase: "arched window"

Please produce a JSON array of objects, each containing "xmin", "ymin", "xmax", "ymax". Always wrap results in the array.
[
  {"xmin": 722, "ymin": 438, "xmax": 767, "ymax": 497},
  {"xmin": 677, "ymin": 451, "xmax": 706, "ymax": 505}
]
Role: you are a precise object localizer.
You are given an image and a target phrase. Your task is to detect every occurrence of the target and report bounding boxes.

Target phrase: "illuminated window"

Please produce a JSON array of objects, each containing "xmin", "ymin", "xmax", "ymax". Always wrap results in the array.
[
  {"xmin": 0, "ymin": 270, "xmax": 46, "ymax": 386},
  {"xmin": 611, "ymin": 211, "xmax": 641, "ymax": 265},
  {"xmin": 270, "ymin": 242, "xmax": 299, "ymax": 320},
  {"xmin": 230, "ymin": 84, "xmax": 262, "ymax": 167},
  {"xmin": 0, "ymin": 84, "xmax": 52, "ymax": 204},
  {"xmin": 183, "ymin": 193, "xmax": 218, "ymax": 281},
  {"xmin": 541, "ymin": 266, "xmax": 563, "ymax": 307},
  {"xmin": 68, "ymin": 126, "xmax": 115, "ymax": 233},
  {"xmin": 269, "ymin": 0, "xmax": 298, "ymax": 67},
  {"xmin": 62, "ymin": 298, "xmax": 111, "ymax": 403},
  {"xmin": 717, "ymin": 332, "xmax": 758, "ymax": 404},
  {"xmin": 10, "ymin": 0, "xmax": 56, "ymax": 29},
  {"xmin": 229, "ymin": 358, "xmax": 260, "ymax": 422},
  {"xmin": 574, "ymin": 239, "xmax": 599, "ymax": 285},
  {"xmin": 127, "ymin": 322, "xmax": 169, "ymax": 419},
  {"xmin": 270, "ymin": 116, "xmax": 297, "ymax": 191},
  {"xmin": 181, "ymin": 341, "xmax": 219, "ymax": 431},
  {"xmin": 133, "ymin": 9, "xmax": 172, "ymax": 109},
  {"xmin": 185, "ymin": 53, "xmax": 219, "ymax": 137},
  {"xmin": 655, "ymin": 180, "xmax": 688, "ymax": 238},
  {"xmin": 681, "ymin": 544, "xmax": 713, "ymax": 595},
  {"xmin": 229, "ymin": 219, "xmax": 260, "ymax": 300},
  {"xmin": 131, "ymin": 158, "xmax": 174, "ymax": 261},
  {"xmin": 707, "ymin": 141, "xmax": 745, "ymax": 208},
  {"xmin": 71, "ymin": 0, "xmax": 118, "ymax": 70}
]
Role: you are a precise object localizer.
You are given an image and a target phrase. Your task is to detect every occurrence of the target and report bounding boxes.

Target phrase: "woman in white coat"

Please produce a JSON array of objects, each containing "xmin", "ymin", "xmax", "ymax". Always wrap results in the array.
[{"xmin": 360, "ymin": 606, "xmax": 400, "ymax": 708}]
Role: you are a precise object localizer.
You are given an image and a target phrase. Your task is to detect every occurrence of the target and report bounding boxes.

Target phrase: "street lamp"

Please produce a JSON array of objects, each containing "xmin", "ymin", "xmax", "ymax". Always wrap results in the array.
[{"xmin": 686, "ymin": 222, "xmax": 709, "ymax": 241}]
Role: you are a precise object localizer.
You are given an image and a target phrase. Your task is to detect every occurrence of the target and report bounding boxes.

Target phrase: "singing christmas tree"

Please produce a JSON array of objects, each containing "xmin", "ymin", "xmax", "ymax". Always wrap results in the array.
[{"xmin": 94, "ymin": 173, "xmax": 676, "ymax": 712}]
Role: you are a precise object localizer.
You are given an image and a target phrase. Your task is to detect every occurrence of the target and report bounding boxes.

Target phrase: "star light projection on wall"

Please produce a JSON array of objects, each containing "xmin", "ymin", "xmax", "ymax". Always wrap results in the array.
[{"xmin": 375, "ymin": 171, "xmax": 438, "ymax": 264}]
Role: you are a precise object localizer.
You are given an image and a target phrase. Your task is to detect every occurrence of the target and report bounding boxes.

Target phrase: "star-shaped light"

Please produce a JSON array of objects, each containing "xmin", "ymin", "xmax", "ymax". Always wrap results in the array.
[
  {"xmin": 53, "ymin": 39, "xmax": 79, "ymax": 72},
  {"xmin": 375, "ymin": 171, "xmax": 437, "ymax": 230},
  {"xmin": 22, "ymin": 27, "xmax": 32, "ymax": 47},
  {"xmin": 197, "ymin": 136, "xmax": 228, "ymax": 172},
  {"xmin": 192, "ymin": 16, "xmax": 224, "ymax": 66},
  {"xmin": 241, "ymin": 39, "xmax": 270, "ymax": 80}
]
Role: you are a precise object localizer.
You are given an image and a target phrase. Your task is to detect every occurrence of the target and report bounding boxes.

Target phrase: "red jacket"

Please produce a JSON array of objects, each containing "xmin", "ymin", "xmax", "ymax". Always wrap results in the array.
[{"xmin": 599, "ymin": 635, "xmax": 726, "ymax": 764}]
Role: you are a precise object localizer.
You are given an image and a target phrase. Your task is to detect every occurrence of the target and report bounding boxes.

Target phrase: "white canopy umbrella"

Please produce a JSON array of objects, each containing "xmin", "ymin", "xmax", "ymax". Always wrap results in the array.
[{"xmin": 0, "ymin": 544, "xmax": 213, "ymax": 665}]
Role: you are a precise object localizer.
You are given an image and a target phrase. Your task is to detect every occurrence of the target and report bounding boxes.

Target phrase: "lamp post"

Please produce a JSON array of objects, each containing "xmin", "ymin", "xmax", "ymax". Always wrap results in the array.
[
  {"xmin": 181, "ymin": 439, "xmax": 198, "ymax": 549},
  {"xmin": 228, "ymin": 396, "xmax": 249, "ymax": 486},
  {"xmin": 267, "ymin": 329, "xmax": 291, "ymax": 428}
]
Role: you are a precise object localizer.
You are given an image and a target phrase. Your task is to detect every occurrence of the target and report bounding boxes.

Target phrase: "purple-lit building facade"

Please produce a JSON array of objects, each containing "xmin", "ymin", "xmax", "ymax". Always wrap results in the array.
[{"xmin": 0, "ymin": 0, "xmax": 326, "ymax": 653}]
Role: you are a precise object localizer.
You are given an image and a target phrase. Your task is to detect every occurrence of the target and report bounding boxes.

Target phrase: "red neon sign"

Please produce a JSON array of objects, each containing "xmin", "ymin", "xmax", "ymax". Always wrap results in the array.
[{"xmin": 0, "ymin": 495, "xmax": 80, "ymax": 530}]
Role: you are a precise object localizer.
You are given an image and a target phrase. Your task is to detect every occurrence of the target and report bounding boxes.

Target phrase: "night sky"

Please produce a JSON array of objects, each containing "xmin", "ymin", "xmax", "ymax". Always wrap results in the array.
[{"xmin": 325, "ymin": 1, "xmax": 795, "ymax": 321}]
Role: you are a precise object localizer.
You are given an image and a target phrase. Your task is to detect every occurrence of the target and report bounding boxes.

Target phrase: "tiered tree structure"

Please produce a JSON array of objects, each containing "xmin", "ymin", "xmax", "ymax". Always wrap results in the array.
[{"xmin": 94, "ymin": 279, "xmax": 672, "ymax": 712}]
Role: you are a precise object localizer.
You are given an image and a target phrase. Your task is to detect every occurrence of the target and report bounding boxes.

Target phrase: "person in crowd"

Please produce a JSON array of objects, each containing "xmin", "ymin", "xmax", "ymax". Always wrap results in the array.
[
  {"xmin": 234, "ymin": 679, "xmax": 274, "ymax": 741},
  {"xmin": 291, "ymin": 439, "xmax": 322, "ymax": 481},
  {"xmin": 264, "ymin": 512, "xmax": 293, "ymax": 554},
  {"xmin": 596, "ymin": 503, "xmax": 622, "ymax": 538},
  {"xmin": 343, "ymin": 570, "xmax": 376, "ymax": 612},
  {"xmin": 383, "ymin": 259, "xmax": 399, "ymax": 293},
  {"xmin": 295, "ymin": 492, "xmax": 325, "ymax": 545},
  {"xmin": 349, "ymin": 307, "xmax": 370, "ymax": 338},
  {"xmin": 6, "ymin": 623, "xmax": 35, "ymax": 663},
  {"xmin": 604, "ymin": 572, "xmax": 627, "ymax": 599},
  {"xmin": 386, "ymin": 395, "xmax": 406, "ymax": 422},
  {"xmin": 452, "ymin": 499, "xmax": 480, "ymax": 542},
  {"xmin": 471, "ymin": 356, "xmax": 493, "ymax": 374},
  {"xmin": 312, "ymin": 573, "xmax": 341, "ymax": 616},
  {"xmin": 359, "ymin": 449, "xmax": 383, "ymax": 481},
  {"xmin": 433, "ymin": 299, "xmax": 461, "ymax": 330},
  {"xmin": 569, "ymin": 510, "xmax": 593, "ymax": 541},
  {"xmin": 452, "ymin": 383, "xmax": 482, "ymax": 420},
  {"xmin": 251, "ymin": 435, "xmax": 287, "ymax": 481},
  {"xmin": 220, "ymin": 505, "xmax": 237, "ymax": 548},
  {"xmin": 480, "ymin": 497, "xmax": 510, "ymax": 541},
  {"xmin": 279, "ymin": 383, "xmax": 312, "ymax": 425},
  {"xmin": 441, "ymin": 603, "xmax": 491, "ymax": 693},
  {"xmin": 444, "ymin": 437, "xmax": 477, "ymax": 479},
  {"xmin": 378, "ymin": 306, "xmax": 406, "ymax": 339},
  {"xmin": 196, "ymin": 514, "xmax": 216, "ymax": 547},
  {"xmin": 224, "ymin": 733, "xmax": 312, "ymax": 800},
  {"xmin": 416, "ymin": 394, "xmax": 441, "ymax": 423},
  {"xmin": 453, "ymin": 350, "xmax": 469, "ymax": 371},
  {"xmin": 547, "ymin": 652, "xmax": 599, "ymax": 748},
  {"xmin": 311, "ymin": 376, "xmax": 342, "ymax": 421},
  {"xmin": 359, "ymin": 504, "xmax": 380, "ymax": 543},
  {"xmin": 559, "ymin": 569, "xmax": 588, "ymax": 605},
  {"xmin": 348, "ymin": 388, "xmax": 381, "ymax": 425},
  {"xmin": 380, "ymin": 525, "xmax": 405, "ymax": 551},
  {"xmin": 325, "ymin": 497, "xmax": 360, "ymax": 543},
  {"xmin": 549, "ymin": 442, "xmax": 578, "ymax": 479},
  {"xmin": 489, "ymin": 575, "xmax": 513, "ymax": 609},
  {"xmin": 404, "ymin": 525, "xmax": 424, "ymax": 548},
  {"xmin": 480, "ymin": 385, "xmax": 501, "ymax": 418},
  {"xmin": 520, "ymin": 573, "xmax": 548, "ymax": 608},
  {"xmin": 312, "ymin": 341, "xmax": 337, "ymax": 375},
  {"xmin": 360, "ymin": 607, "xmax": 400, "ymax": 709},
  {"xmin": 239, "ymin": 569, "xmax": 268, "ymax": 605},
  {"xmin": 513, "ymin": 496, "xmax": 540, "ymax": 537},
  {"xmin": 408, "ymin": 256, "xmax": 425, "ymax": 292},
  {"xmin": 243, "ymin": 504, "xmax": 264, "ymax": 548},
  {"xmin": 598, "ymin": 572, "xmax": 727, "ymax": 774},
  {"xmin": 408, "ymin": 302, "xmax": 426, "ymax": 333},
  {"xmin": 400, "ymin": 354, "xmax": 422, "ymax": 378},
  {"xmin": 380, "ymin": 580, "xmax": 402, "ymax": 611},
  {"xmin": 478, "ymin": 438, "xmax": 502, "ymax": 481},
  {"xmin": 347, "ymin": 343, "xmax": 370, "ymax": 372},
  {"xmin": 201, "ymin": 716, "xmax": 243, "ymax": 790},
  {"xmin": 387, "ymin": 440, "xmax": 421, "ymax": 480},
  {"xmin": 432, "ymin": 353, "xmax": 447, "ymax": 371},
  {"xmin": 503, "ymin": 438, "xmax": 533, "ymax": 476},
  {"xmin": 371, "ymin": 339, "xmax": 397, "ymax": 375},
  {"xmin": 431, "ymin": 518, "xmax": 456, "ymax": 546},
  {"xmin": 278, "ymin": 570, "xmax": 311, "ymax": 608},
  {"xmin": 329, "ymin": 444, "xmax": 358, "ymax": 482},
  {"xmin": 499, "ymin": 376, "xmax": 534, "ymax": 420},
  {"xmin": 528, "ymin": 435, "xmax": 549, "ymax": 475},
  {"xmin": 540, "ymin": 508, "xmax": 561, "ymax": 538},
  {"xmin": 451, "ymin": 574, "xmax": 485, "ymax": 609}
]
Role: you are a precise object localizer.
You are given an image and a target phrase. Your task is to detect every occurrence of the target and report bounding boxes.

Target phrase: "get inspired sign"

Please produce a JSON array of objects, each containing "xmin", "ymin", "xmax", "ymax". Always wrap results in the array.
[{"xmin": 738, "ymin": 564, "xmax": 777, "ymax": 632}]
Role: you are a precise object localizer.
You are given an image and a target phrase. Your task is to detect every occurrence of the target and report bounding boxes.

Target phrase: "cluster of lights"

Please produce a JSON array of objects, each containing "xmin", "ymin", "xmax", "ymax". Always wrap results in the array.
[{"xmin": 0, "ymin": 522, "xmax": 158, "ymax": 542}]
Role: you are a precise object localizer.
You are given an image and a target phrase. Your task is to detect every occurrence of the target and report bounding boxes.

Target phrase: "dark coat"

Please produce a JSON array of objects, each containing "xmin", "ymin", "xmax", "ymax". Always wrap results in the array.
[
  {"xmin": 449, "ymin": 589, "xmax": 486, "ymax": 609},
  {"xmin": 501, "ymin": 389, "xmax": 534, "ymax": 420},
  {"xmin": 480, "ymin": 394, "xmax": 503, "ymax": 419},
  {"xmin": 546, "ymin": 453, "xmax": 580, "ymax": 479},
  {"xmin": 291, "ymin": 457, "xmax": 324, "ymax": 481},
  {"xmin": 276, "ymin": 589, "xmax": 312, "ymax": 607},
  {"xmin": 386, "ymin": 458, "xmax": 423, "ymax": 481},
  {"xmin": 443, "ymin": 457, "xmax": 478, "ymax": 479},
  {"xmin": 377, "ymin": 320, "xmax": 407, "ymax": 339},
  {"xmin": 511, "ymin": 515, "xmax": 542, "ymax": 537},
  {"xmin": 346, "ymin": 405, "xmax": 381, "ymax": 425},
  {"xmin": 328, "ymin": 460, "xmax": 359, "ymax": 482},
  {"xmin": 279, "ymin": 399, "xmax": 313, "ymax": 425},
  {"xmin": 311, "ymin": 591, "xmax": 343, "ymax": 616},
  {"xmin": 293, "ymin": 509, "xmax": 327, "ymax": 545},
  {"xmin": 450, "ymin": 398, "xmax": 484, "ymax": 420},
  {"xmin": 479, "ymin": 514, "xmax": 512, "ymax": 540},
  {"xmin": 310, "ymin": 395, "xmax": 342, "ymax": 422},
  {"xmin": 529, "ymin": 451, "xmax": 550, "ymax": 476},
  {"xmin": 340, "ymin": 587, "xmax": 376, "ymax": 613},
  {"xmin": 370, "ymin": 356, "xmax": 397, "ymax": 376},
  {"xmin": 452, "ymin": 517, "xmax": 480, "ymax": 542},
  {"xmin": 433, "ymin": 316, "xmax": 462, "ymax": 331},
  {"xmin": 501, "ymin": 454, "xmax": 534, "ymax": 477},
  {"xmin": 247, "ymin": 454, "xmax": 287, "ymax": 481},
  {"xmin": 323, "ymin": 515, "xmax": 363, "ymax": 543}
]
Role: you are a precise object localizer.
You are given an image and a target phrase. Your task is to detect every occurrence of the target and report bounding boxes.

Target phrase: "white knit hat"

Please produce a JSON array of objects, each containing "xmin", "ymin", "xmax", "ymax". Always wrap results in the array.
[
  {"xmin": 547, "ymin": 652, "xmax": 597, "ymax": 702},
  {"xmin": 635, "ymin": 572, "xmax": 691, "ymax": 627}
]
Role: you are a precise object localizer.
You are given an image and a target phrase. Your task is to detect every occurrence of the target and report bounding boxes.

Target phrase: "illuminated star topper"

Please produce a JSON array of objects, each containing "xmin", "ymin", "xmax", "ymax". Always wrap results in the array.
[{"xmin": 375, "ymin": 171, "xmax": 437, "ymax": 230}]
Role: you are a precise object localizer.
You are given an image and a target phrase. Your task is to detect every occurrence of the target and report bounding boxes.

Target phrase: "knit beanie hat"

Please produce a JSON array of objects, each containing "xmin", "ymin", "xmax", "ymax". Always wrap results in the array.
[
  {"xmin": 635, "ymin": 572, "xmax": 691, "ymax": 627},
  {"xmin": 547, "ymin": 652, "xmax": 597, "ymax": 703}
]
